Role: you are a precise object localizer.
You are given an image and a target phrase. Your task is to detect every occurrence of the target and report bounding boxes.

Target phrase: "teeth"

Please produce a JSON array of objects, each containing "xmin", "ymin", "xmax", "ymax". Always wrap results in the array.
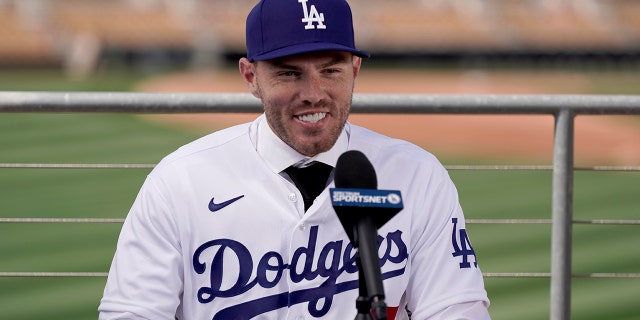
[{"xmin": 297, "ymin": 112, "xmax": 326, "ymax": 123}]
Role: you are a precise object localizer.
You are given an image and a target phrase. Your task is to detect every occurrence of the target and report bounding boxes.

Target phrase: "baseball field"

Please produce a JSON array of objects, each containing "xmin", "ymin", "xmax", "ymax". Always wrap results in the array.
[{"xmin": 0, "ymin": 67, "xmax": 638, "ymax": 319}]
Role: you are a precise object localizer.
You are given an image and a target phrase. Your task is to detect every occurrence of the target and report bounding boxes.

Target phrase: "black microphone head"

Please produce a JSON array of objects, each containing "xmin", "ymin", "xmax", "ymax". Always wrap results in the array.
[
  {"xmin": 334, "ymin": 150, "xmax": 377, "ymax": 189},
  {"xmin": 332, "ymin": 150, "xmax": 403, "ymax": 246}
]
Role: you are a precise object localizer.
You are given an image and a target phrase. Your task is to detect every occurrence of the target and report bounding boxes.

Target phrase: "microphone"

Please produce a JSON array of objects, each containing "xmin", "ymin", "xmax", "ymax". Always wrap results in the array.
[
  {"xmin": 331, "ymin": 150, "xmax": 404, "ymax": 245},
  {"xmin": 330, "ymin": 150, "xmax": 403, "ymax": 320}
]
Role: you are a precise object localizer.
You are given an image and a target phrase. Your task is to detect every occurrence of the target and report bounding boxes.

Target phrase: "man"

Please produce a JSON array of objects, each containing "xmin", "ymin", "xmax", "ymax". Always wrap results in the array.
[{"xmin": 99, "ymin": 0, "xmax": 491, "ymax": 319}]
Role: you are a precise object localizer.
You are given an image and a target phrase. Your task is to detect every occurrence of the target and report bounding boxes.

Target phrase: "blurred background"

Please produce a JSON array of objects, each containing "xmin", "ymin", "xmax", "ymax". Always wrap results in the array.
[
  {"xmin": 1, "ymin": 0, "xmax": 640, "ymax": 76},
  {"xmin": 1, "ymin": 1, "xmax": 639, "ymax": 320}
]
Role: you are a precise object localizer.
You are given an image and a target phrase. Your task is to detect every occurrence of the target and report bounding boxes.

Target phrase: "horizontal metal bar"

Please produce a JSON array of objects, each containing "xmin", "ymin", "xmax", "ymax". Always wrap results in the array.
[
  {"xmin": 573, "ymin": 219, "xmax": 640, "ymax": 225},
  {"xmin": 446, "ymin": 165, "xmax": 554, "ymax": 171},
  {"xmin": 449, "ymin": 165, "xmax": 640, "ymax": 171},
  {"xmin": 0, "ymin": 218, "xmax": 125, "ymax": 223},
  {"xmin": 1, "ymin": 92, "xmax": 640, "ymax": 114},
  {"xmin": 1, "ymin": 272, "xmax": 637, "ymax": 279},
  {"xmin": 467, "ymin": 219, "xmax": 553, "ymax": 224},
  {"xmin": 484, "ymin": 272, "xmax": 551, "ymax": 278},
  {"xmin": 0, "ymin": 92, "xmax": 262, "ymax": 113},
  {"xmin": 0, "ymin": 272, "xmax": 109, "ymax": 277},
  {"xmin": 0, "ymin": 163, "xmax": 155, "ymax": 169},
  {"xmin": 468, "ymin": 219, "xmax": 640, "ymax": 225},
  {"xmin": 3, "ymin": 218, "xmax": 637, "ymax": 225},
  {"xmin": 574, "ymin": 166, "xmax": 640, "ymax": 172},
  {"xmin": 2, "ymin": 163, "xmax": 639, "ymax": 171},
  {"xmin": 353, "ymin": 94, "xmax": 640, "ymax": 115},
  {"xmin": 483, "ymin": 273, "xmax": 640, "ymax": 279},
  {"xmin": 571, "ymin": 273, "xmax": 640, "ymax": 279}
]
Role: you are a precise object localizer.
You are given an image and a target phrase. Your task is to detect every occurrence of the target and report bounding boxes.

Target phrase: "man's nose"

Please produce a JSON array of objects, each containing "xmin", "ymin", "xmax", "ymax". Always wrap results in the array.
[{"xmin": 299, "ymin": 73, "xmax": 325, "ymax": 105}]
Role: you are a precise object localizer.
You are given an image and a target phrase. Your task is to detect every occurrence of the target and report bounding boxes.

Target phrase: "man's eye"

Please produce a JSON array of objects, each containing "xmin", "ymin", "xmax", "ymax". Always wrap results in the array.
[{"xmin": 278, "ymin": 71, "xmax": 298, "ymax": 77}]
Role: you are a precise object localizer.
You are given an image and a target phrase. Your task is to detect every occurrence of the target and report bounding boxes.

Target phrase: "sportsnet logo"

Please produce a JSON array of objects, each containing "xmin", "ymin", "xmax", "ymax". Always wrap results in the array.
[
  {"xmin": 192, "ymin": 225, "xmax": 408, "ymax": 319},
  {"xmin": 330, "ymin": 188, "xmax": 403, "ymax": 209}
]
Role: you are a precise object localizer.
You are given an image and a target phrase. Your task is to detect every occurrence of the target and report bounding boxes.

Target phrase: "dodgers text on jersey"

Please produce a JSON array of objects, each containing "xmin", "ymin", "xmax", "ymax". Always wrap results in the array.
[{"xmin": 192, "ymin": 225, "xmax": 407, "ymax": 319}]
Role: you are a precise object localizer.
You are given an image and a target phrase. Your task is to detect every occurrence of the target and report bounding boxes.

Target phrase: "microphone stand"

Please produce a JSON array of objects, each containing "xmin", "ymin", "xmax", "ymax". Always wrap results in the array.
[{"xmin": 353, "ymin": 216, "xmax": 387, "ymax": 320}]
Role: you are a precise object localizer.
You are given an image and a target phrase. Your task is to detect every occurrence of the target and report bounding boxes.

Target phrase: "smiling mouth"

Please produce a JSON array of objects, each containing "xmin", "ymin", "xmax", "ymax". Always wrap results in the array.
[{"xmin": 297, "ymin": 112, "xmax": 327, "ymax": 124}]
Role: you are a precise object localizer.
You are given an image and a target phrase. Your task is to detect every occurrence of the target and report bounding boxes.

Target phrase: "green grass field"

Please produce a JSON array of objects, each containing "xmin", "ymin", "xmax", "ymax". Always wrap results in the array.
[{"xmin": 1, "ymin": 68, "xmax": 638, "ymax": 319}]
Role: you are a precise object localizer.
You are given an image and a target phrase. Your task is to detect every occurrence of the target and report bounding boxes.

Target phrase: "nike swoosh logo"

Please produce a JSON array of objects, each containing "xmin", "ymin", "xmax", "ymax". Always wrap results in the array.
[{"xmin": 208, "ymin": 195, "xmax": 245, "ymax": 212}]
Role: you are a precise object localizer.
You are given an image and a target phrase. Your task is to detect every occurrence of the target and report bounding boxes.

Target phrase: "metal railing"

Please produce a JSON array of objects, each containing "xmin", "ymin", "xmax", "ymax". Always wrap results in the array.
[{"xmin": 2, "ymin": 91, "xmax": 640, "ymax": 320}]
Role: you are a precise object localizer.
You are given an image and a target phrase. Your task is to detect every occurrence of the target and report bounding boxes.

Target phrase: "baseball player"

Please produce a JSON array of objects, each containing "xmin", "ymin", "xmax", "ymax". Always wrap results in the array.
[{"xmin": 98, "ymin": 0, "xmax": 491, "ymax": 319}]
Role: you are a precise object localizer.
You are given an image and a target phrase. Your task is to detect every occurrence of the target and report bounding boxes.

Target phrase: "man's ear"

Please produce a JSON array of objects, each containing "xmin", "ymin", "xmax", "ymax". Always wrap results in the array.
[
  {"xmin": 352, "ymin": 56, "xmax": 362, "ymax": 78},
  {"xmin": 239, "ymin": 58, "xmax": 261, "ymax": 99}
]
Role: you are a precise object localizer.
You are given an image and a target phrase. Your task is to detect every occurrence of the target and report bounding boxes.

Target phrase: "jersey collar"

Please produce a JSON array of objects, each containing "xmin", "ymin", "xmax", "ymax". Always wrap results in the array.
[{"xmin": 250, "ymin": 114, "xmax": 350, "ymax": 173}]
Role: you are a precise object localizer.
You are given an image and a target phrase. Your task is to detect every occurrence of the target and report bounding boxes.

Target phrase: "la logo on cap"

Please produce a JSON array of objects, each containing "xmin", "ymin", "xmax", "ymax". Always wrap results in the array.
[
  {"xmin": 245, "ymin": 0, "xmax": 369, "ymax": 61},
  {"xmin": 299, "ymin": 0, "xmax": 326, "ymax": 30}
]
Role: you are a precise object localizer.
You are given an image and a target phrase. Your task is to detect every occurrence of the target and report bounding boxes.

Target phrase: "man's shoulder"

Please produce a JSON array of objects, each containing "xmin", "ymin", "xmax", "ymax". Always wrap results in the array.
[{"xmin": 155, "ymin": 122, "xmax": 252, "ymax": 171}]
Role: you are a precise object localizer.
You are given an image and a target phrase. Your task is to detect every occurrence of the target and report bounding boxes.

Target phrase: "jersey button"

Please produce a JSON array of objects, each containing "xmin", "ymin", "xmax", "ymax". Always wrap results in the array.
[
  {"xmin": 299, "ymin": 223, "xmax": 306, "ymax": 231},
  {"xmin": 288, "ymin": 193, "xmax": 297, "ymax": 202}
]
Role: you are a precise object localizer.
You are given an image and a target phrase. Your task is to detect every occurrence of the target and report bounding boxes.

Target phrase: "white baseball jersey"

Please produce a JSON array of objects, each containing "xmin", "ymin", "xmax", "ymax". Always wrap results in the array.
[{"xmin": 99, "ymin": 115, "xmax": 490, "ymax": 319}]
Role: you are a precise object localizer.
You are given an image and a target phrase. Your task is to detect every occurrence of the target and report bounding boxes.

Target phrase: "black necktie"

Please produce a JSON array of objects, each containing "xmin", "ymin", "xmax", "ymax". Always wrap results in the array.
[{"xmin": 285, "ymin": 162, "xmax": 333, "ymax": 211}]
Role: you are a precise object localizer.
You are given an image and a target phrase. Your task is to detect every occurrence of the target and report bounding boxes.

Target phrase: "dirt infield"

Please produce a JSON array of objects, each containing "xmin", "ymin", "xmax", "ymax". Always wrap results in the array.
[{"xmin": 137, "ymin": 69, "xmax": 640, "ymax": 165}]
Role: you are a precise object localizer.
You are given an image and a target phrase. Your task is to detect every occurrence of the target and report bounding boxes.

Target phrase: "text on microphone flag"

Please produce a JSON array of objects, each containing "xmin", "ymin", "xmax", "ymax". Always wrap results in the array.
[{"xmin": 330, "ymin": 188, "xmax": 403, "ymax": 209}]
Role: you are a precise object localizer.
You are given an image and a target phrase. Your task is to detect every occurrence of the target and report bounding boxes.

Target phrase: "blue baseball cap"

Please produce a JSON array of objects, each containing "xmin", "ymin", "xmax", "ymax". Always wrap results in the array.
[{"xmin": 246, "ymin": 0, "xmax": 370, "ymax": 61}]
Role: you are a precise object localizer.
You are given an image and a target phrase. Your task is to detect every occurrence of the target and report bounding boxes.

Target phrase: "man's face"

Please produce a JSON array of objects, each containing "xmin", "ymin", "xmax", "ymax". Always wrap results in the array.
[{"xmin": 240, "ymin": 51, "xmax": 362, "ymax": 156}]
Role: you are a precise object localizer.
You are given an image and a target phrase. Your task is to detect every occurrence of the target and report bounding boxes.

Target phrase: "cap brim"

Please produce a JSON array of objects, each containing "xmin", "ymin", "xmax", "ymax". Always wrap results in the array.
[{"xmin": 250, "ymin": 42, "xmax": 370, "ymax": 61}]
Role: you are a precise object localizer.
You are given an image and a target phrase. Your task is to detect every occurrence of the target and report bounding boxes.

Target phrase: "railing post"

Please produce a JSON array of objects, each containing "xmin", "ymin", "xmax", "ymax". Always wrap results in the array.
[{"xmin": 550, "ymin": 109, "xmax": 574, "ymax": 320}]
